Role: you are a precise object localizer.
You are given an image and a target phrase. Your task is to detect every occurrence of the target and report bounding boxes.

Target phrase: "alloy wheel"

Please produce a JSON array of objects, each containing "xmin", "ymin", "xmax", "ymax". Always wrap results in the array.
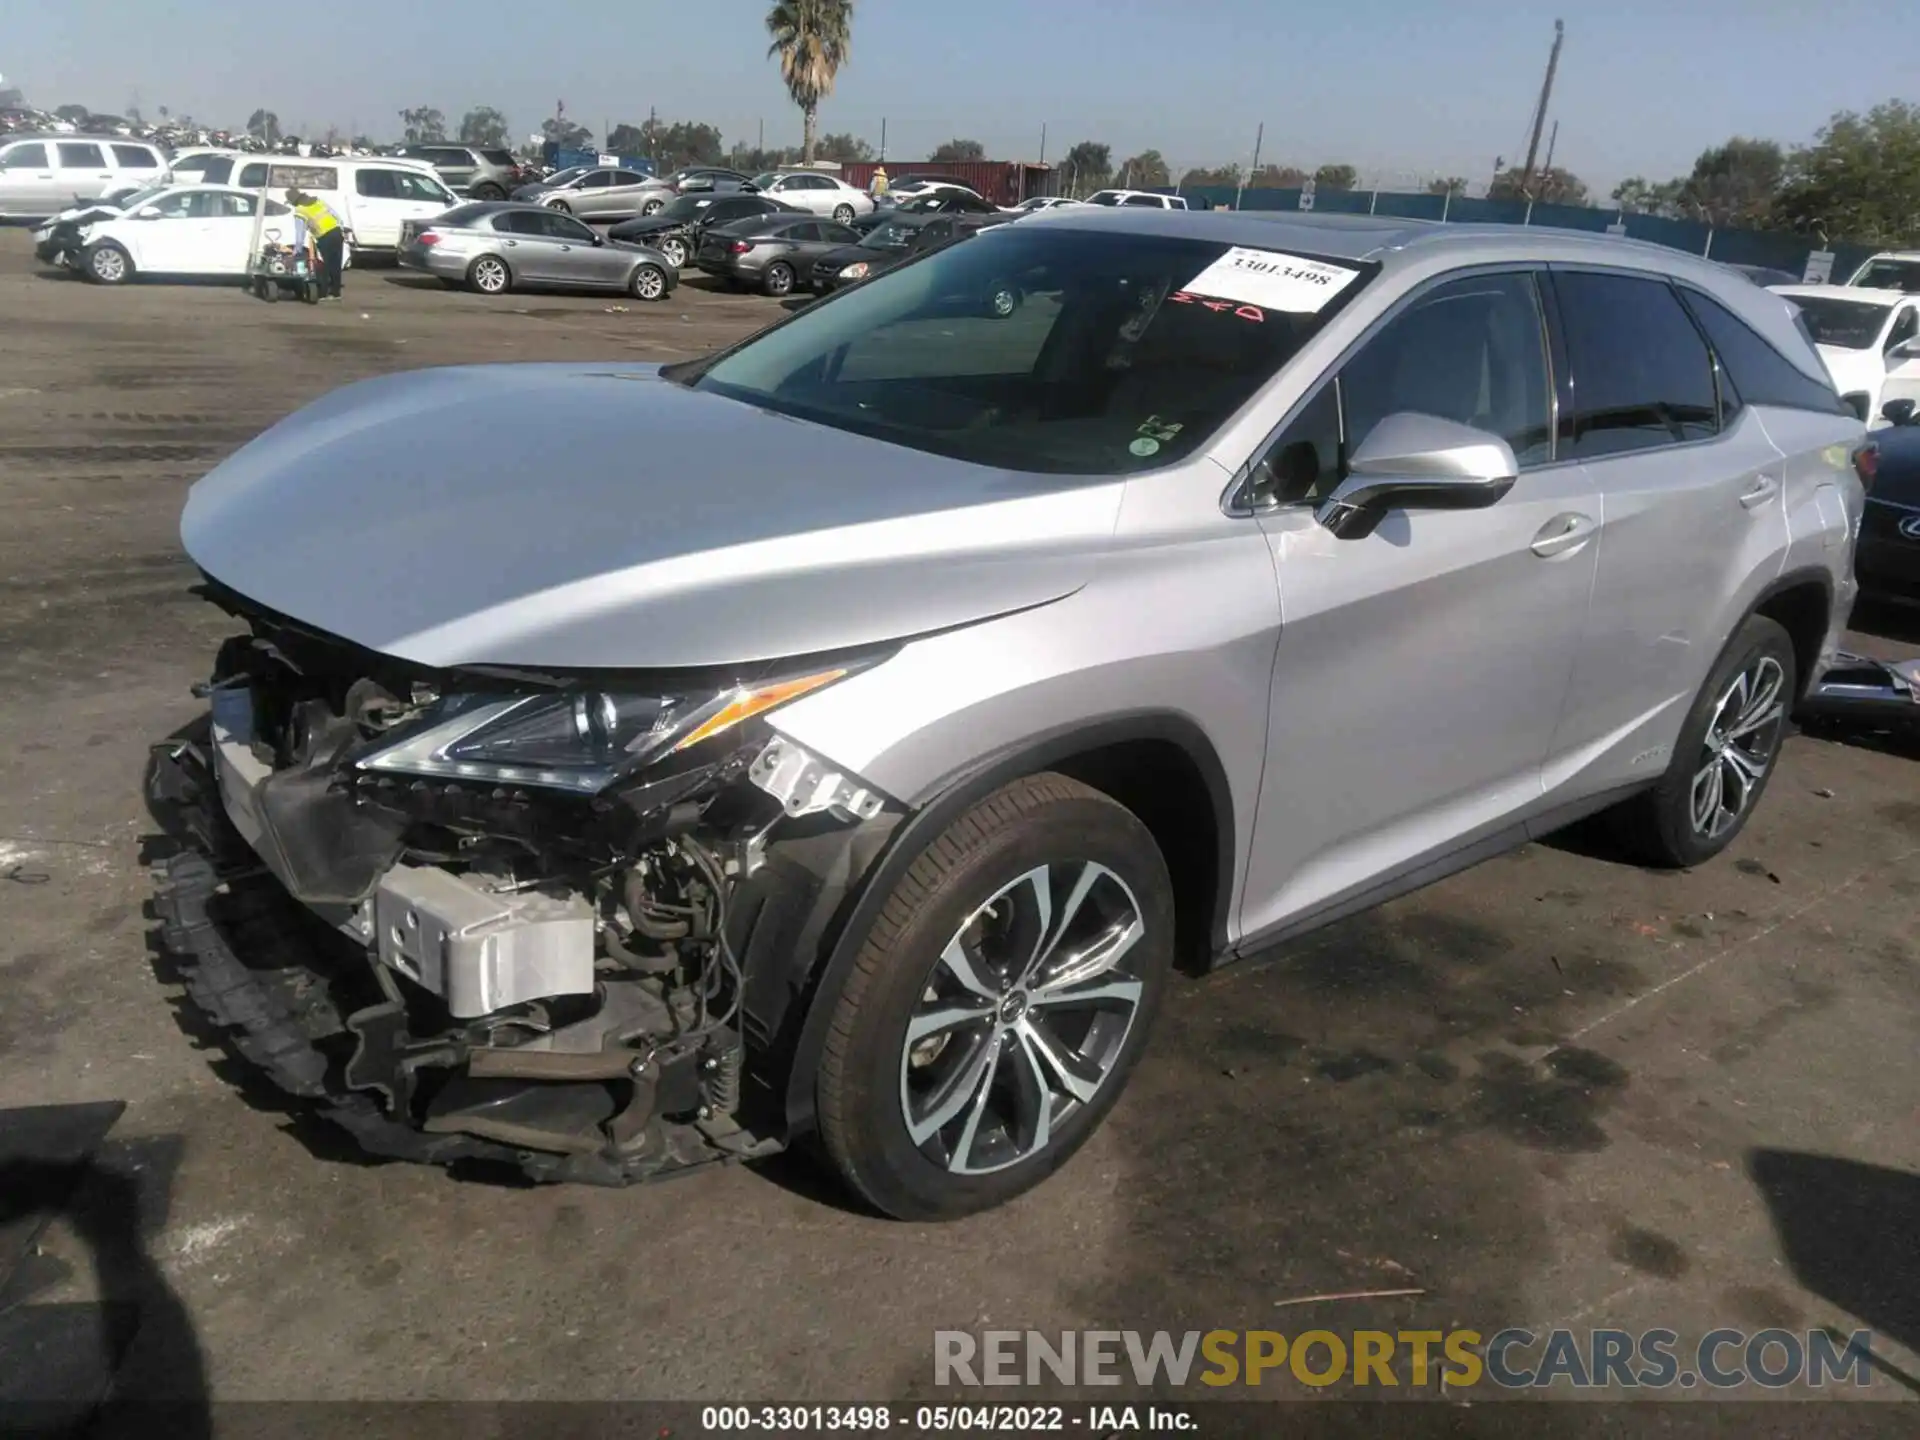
[
  {"xmin": 90, "ymin": 247, "xmax": 127, "ymax": 283},
  {"xmin": 1690, "ymin": 655, "xmax": 1786, "ymax": 839},
  {"xmin": 661, "ymin": 238, "xmax": 687, "ymax": 268},
  {"xmin": 632, "ymin": 265, "xmax": 666, "ymax": 301},
  {"xmin": 900, "ymin": 861, "xmax": 1146, "ymax": 1176},
  {"xmin": 471, "ymin": 258, "xmax": 508, "ymax": 294}
]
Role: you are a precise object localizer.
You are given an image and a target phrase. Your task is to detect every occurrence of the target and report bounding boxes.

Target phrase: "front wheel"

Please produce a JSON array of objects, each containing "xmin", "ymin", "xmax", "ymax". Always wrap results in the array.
[
  {"xmin": 545, "ymin": 198, "xmax": 571, "ymax": 214},
  {"xmin": 642, "ymin": 198, "xmax": 665, "ymax": 217},
  {"xmin": 84, "ymin": 242, "xmax": 132, "ymax": 285},
  {"xmin": 817, "ymin": 773, "xmax": 1174, "ymax": 1220},
  {"xmin": 762, "ymin": 261, "xmax": 795, "ymax": 297},
  {"xmin": 986, "ymin": 281, "xmax": 1021, "ymax": 319},
  {"xmin": 470, "ymin": 183, "xmax": 505, "ymax": 201},
  {"xmin": 629, "ymin": 263, "xmax": 668, "ymax": 302},
  {"xmin": 1607, "ymin": 613, "xmax": 1796, "ymax": 867},
  {"xmin": 659, "ymin": 236, "xmax": 688, "ymax": 269},
  {"xmin": 466, "ymin": 255, "xmax": 511, "ymax": 295},
  {"xmin": 832, "ymin": 203, "xmax": 856, "ymax": 224}
]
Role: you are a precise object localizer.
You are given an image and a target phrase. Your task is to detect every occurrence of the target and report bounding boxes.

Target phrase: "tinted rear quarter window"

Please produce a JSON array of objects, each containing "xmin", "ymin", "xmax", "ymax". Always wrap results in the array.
[
  {"xmin": 113, "ymin": 145, "xmax": 158, "ymax": 168},
  {"xmin": 1678, "ymin": 289, "xmax": 1850, "ymax": 418},
  {"xmin": 1552, "ymin": 270, "xmax": 1719, "ymax": 458},
  {"xmin": 480, "ymin": 150, "xmax": 516, "ymax": 167}
]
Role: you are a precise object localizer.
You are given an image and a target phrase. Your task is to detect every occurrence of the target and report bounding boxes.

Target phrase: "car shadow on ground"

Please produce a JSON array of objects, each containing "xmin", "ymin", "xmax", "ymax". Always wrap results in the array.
[
  {"xmin": 1749, "ymin": 1148, "xmax": 1920, "ymax": 1395},
  {"xmin": 0, "ymin": 1102, "xmax": 209, "ymax": 1436}
]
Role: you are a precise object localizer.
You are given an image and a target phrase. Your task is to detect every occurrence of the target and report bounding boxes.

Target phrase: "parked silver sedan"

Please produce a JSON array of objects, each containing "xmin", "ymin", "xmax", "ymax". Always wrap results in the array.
[
  {"xmin": 509, "ymin": 166, "xmax": 672, "ymax": 221},
  {"xmin": 398, "ymin": 201, "xmax": 678, "ymax": 300}
]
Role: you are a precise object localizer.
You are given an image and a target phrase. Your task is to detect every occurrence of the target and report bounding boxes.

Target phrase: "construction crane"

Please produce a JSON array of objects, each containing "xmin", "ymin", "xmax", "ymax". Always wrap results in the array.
[{"xmin": 1519, "ymin": 19, "xmax": 1566, "ymax": 197}]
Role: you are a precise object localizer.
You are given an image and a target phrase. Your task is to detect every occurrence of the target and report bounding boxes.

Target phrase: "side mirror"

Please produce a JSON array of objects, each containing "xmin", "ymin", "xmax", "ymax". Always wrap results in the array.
[
  {"xmin": 1889, "ymin": 339, "xmax": 1920, "ymax": 363},
  {"xmin": 1314, "ymin": 413, "xmax": 1518, "ymax": 540},
  {"xmin": 1883, "ymin": 398, "xmax": 1918, "ymax": 427},
  {"xmin": 135, "ymin": 205, "xmax": 162, "ymax": 219}
]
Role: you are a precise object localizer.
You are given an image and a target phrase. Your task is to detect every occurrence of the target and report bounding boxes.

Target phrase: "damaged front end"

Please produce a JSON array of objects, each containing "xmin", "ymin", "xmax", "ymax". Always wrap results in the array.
[{"xmin": 150, "ymin": 588, "xmax": 890, "ymax": 1185}]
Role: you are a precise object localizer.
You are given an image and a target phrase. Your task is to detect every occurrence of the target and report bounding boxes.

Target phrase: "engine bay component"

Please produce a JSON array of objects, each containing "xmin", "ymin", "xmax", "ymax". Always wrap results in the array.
[
  {"xmin": 748, "ymin": 737, "xmax": 888, "ymax": 821},
  {"xmin": 373, "ymin": 863, "xmax": 595, "ymax": 1018}
]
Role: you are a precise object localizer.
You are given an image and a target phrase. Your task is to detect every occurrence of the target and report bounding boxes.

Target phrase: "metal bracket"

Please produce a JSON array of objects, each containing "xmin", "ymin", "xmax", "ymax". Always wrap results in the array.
[{"xmin": 747, "ymin": 738, "xmax": 887, "ymax": 823}]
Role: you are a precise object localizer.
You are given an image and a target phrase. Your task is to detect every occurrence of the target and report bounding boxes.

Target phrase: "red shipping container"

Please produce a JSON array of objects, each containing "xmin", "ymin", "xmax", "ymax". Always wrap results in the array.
[{"xmin": 836, "ymin": 160, "xmax": 1054, "ymax": 207}]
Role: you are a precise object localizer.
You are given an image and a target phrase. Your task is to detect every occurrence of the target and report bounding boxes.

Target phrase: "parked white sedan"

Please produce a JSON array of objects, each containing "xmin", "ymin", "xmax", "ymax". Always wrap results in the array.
[
  {"xmin": 749, "ymin": 170, "xmax": 876, "ymax": 223},
  {"xmin": 72, "ymin": 183, "xmax": 305, "ymax": 285}
]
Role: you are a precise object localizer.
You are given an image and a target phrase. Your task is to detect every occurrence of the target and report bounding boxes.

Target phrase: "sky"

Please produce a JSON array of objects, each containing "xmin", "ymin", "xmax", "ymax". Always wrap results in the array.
[{"xmin": 3, "ymin": 0, "xmax": 1909, "ymax": 193}]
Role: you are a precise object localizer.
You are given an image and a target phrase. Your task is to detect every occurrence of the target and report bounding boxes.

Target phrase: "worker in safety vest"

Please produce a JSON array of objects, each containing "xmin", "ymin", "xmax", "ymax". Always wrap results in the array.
[
  {"xmin": 286, "ymin": 189, "xmax": 346, "ymax": 299},
  {"xmin": 870, "ymin": 165, "xmax": 890, "ymax": 203}
]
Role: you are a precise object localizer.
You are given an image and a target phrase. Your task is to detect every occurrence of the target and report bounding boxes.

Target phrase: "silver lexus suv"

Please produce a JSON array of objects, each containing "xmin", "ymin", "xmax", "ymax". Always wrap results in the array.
[{"xmin": 152, "ymin": 210, "xmax": 1865, "ymax": 1219}]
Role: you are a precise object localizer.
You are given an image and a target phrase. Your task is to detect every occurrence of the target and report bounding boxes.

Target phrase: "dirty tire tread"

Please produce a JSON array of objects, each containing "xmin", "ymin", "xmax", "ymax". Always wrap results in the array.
[{"xmin": 817, "ymin": 772, "xmax": 1158, "ymax": 1218}]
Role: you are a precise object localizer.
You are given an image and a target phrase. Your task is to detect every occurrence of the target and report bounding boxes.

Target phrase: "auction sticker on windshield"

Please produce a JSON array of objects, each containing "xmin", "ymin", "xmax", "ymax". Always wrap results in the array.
[{"xmin": 1180, "ymin": 248, "xmax": 1361, "ymax": 313}]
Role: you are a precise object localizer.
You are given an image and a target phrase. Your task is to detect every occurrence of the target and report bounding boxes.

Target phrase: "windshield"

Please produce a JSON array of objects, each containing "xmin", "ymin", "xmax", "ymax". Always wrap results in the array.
[
  {"xmin": 751, "ymin": 172, "xmax": 780, "ymax": 191},
  {"xmin": 658, "ymin": 194, "xmax": 707, "ymax": 221},
  {"xmin": 688, "ymin": 226, "xmax": 1376, "ymax": 475},
  {"xmin": 864, "ymin": 221, "xmax": 919, "ymax": 249},
  {"xmin": 1791, "ymin": 296, "xmax": 1894, "ymax": 350},
  {"xmin": 1851, "ymin": 259, "xmax": 1920, "ymax": 294},
  {"xmin": 100, "ymin": 183, "xmax": 168, "ymax": 211}
]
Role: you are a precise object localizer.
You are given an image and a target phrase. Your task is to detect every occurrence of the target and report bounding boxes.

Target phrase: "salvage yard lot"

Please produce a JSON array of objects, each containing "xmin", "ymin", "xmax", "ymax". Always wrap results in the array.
[{"xmin": 2, "ymin": 223, "xmax": 1919, "ymax": 1412}]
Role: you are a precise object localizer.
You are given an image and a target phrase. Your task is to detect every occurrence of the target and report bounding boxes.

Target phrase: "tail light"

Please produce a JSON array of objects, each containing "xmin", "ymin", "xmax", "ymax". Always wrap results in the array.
[
  {"xmin": 418, "ymin": 232, "xmax": 441, "ymax": 247},
  {"xmin": 729, "ymin": 240, "xmax": 753, "ymax": 254},
  {"xmin": 1855, "ymin": 441, "xmax": 1878, "ymax": 491}
]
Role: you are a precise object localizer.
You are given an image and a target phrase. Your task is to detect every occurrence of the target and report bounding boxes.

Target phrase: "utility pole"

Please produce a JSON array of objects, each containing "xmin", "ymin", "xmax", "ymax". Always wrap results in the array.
[
  {"xmin": 1542, "ymin": 120, "xmax": 1559, "ymax": 177},
  {"xmin": 880, "ymin": 117, "xmax": 888, "ymax": 161},
  {"xmin": 1234, "ymin": 121, "xmax": 1264, "ymax": 210},
  {"xmin": 1038, "ymin": 122, "xmax": 1046, "ymax": 166},
  {"xmin": 1519, "ymin": 18, "xmax": 1564, "ymax": 196}
]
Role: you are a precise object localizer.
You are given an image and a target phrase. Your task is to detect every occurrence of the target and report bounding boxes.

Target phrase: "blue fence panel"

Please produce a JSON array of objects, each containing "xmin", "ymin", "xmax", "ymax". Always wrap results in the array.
[{"xmin": 1149, "ymin": 184, "xmax": 1869, "ymax": 282}]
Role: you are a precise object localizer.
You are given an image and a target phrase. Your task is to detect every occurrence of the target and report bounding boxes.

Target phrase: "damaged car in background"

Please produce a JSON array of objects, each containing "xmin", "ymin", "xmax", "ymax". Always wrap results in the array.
[{"xmin": 154, "ymin": 211, "xmax": 1864, "ymax": 1219}]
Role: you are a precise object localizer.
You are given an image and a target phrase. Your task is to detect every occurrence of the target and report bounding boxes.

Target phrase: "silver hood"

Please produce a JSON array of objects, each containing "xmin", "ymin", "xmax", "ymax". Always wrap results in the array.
[{"xmin": 180, "ymin": 364, "xmax": 1122, "ymax": 670}]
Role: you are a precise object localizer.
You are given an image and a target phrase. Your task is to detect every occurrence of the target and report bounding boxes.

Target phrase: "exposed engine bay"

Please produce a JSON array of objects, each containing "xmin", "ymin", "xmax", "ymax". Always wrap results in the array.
[{"xmin": 150, "ymin": 584, "xmax": 892, "ymax": 1184}]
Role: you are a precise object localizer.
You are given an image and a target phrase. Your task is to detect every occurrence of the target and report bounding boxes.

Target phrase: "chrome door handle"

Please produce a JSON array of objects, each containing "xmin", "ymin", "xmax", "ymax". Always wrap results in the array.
[
  {"xmin": 1739, "ymin": 475, "xmax": 1779, "ymax": 509},
  {"xmin": 1530, "ymin": 513, "xmax": 1597, "ymax": 558}
]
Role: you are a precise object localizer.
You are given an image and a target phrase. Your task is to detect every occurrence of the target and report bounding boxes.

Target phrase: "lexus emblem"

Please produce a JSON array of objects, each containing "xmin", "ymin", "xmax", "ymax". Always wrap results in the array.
[{"xmin": 1901, "ymin": 515, "xmax": 1920, "ymax": 541}]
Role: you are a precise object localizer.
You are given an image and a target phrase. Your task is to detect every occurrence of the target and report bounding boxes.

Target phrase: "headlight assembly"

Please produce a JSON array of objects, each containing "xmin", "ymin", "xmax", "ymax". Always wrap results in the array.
[
  {"xmin": 839, "ymin": 262, "xmax": 870, "ymax": 280},
  {"xmin": 357, "ymin": 668, "xmax": 848, "ymax": 795}
]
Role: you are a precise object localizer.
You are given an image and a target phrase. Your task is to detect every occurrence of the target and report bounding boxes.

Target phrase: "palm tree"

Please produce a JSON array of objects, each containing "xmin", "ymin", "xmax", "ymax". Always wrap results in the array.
[{"xmin": 765, "ymin": 0, "xmax": 853, "ymax": 163}]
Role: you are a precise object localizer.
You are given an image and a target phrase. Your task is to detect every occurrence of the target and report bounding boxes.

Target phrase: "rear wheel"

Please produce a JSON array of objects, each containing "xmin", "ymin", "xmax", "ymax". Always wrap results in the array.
[
  {"xmin": 817, "ymin": 774, "xmax": 1174, "ymax": 1220},
  {"xmin": 629, "ymin": 263, "xmax": 668, "ymax": 302},
  {"xmin": 1608, "ymin": 614, "xmax": 1796, "ymax": 867},
  {"xmin": 642, "ymin": 198, "xmax": 666, "ymax": 217},
  {"xmin": 762, "ymin": 261, "xmax": 795, "ymax": 297},
  {"xmin": 986, "ymin": 281, "xmax": 1021, "ymax": 319},
  {"xmin": 658, "ymin": 236, "xmax": 688, "ymax": 268},
  {"xmin": 466, "ymin": 255, "xmax": 511, "ymax": 295},
  {"xmin": 470, "ymin": 183, "xmax": 505, "ymax": 201},
  {"xmin": 545, "ymin": 198, "xmax": 571, "ymax": 214},
  {"xmin": 84, "ymin": 241, "xmax": 132, "ymax": 285}
]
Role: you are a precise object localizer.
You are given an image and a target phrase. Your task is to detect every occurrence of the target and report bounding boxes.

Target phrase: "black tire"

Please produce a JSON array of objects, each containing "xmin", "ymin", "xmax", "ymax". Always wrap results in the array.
[
  {"xmin": 659, "ymin": 236, "xmax": 688, "ymax": 269},
  {"xmin": 1607, "ymin": 613, "xmax": 1796, "ymax": 868},
  {"xmin": 762, "ymin": 261, "xmax": 795, "ymax": 297},
  {"xmin": 545, "ymin": 198, "xmax": 572, "ymax": 214},
  {"xmin": 642, "ymin": 198, "xmax": 666, "ymax": 217},
  {"xmin": 470, "ymin": 183, "xmax": 506, "ymax": 201},
  {"xmin": 832, "ymin": 203, "xmax": 856, "ymax": 224},
  {"xmin": 83, "ymin": 241, "xmax": 132, "ymax": 285},
  {"xmin": 629, "ymin": 263, "xmax": 668, "ymax": 302},
  {"xmin": 259, "ymin": 277, "xmax": 279, "ymax": 303},
  {"xmin": 986, "ymin": 281, "xmax": 1021, "ymax": 319},
  {"xmin": 466, "ymin": 254, "xmax": 511, "ymax": 295},
  {"xmin": 817, "ymin": 773, "xmax": 1174, "ymax": 1220}
]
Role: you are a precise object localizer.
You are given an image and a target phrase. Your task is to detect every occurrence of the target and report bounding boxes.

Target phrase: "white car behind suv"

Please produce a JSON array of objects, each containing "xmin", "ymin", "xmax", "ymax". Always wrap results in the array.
[
  {"xmin": 750, "ymin": 170, "xmax": 875, "ymax": 223},
  {"xmin": 1772, "ymin": 284, "xmax": 1920, "ymax": 426},
  {"xmin": 71, "ymin": 183, "xmax": 295, "ymax": 285},
  {"xmin": 1084, "ymin": 188, "xmax": 1189, "ymax": 210}
]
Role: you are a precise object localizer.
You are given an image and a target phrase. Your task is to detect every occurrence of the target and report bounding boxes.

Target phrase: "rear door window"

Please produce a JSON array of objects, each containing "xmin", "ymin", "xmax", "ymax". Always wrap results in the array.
[
  {"xmin": 57, "ymin": 142, "xmax": 108, "ymax": 169},
  {"xmin": 356, "ymin": 169, "xmax": 397, "ymax": 199},
  {"xmin": 1677, "ymin": 288, "xmax": 1851, "ymax": 418},
  {"xmin": 1, "ymin": 142, "xmax": 49, "ymax": 168},
  {"xmin": 539, "ymin": 212, "xmax": 596, "ymax": 243},
  {"xmin": 1550, "ymin": 270, "xmax": 1720, "ymax": 457}
]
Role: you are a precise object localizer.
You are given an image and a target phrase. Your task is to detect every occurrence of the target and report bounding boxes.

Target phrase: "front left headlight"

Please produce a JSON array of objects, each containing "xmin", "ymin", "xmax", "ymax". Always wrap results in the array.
[
  {"xmin": 839, "ymin": 261, "xmax": 870, "ymax": 280},
  {"xmin": 358, "ymin": 669, "xmax": 848, "ymax": 795}
]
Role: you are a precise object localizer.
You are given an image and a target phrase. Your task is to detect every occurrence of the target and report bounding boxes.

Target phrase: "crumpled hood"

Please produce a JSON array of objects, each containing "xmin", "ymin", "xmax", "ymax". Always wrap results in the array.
[{"xmin": 181, "ymin": 364, "xmax": 1121, "ymax": 670}]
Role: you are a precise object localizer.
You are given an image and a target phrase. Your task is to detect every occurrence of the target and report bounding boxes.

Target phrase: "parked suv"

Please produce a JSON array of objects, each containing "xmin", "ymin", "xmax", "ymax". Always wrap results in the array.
[
  {"xmin": 0, "ymin": 133, "xmax": 164, "ymax": 217},
  {"xmin": 155, "ymin": 212, "xmax": 1864, "ymax": 1220},
  {"xmin": 399, "ymin": 143, "xmax": 525, "ymax": 200}
]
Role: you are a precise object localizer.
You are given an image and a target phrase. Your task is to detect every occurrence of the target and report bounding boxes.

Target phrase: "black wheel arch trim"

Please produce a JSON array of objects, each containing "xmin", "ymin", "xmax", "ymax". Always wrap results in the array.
[
  {"xmin": 747, "ymin": 711, "xmax": 1236, "ymax": 1142},
  {"xmin": 1749, "ymin": 564, "xmax": 1836, "ymax": 698}
]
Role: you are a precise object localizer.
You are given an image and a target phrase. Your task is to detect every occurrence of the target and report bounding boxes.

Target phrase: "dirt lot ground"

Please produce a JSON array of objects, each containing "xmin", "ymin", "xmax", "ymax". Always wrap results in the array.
[{"xmin": 2, "ymin": 226, "xmax": 1918, "ymax": 1425}]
